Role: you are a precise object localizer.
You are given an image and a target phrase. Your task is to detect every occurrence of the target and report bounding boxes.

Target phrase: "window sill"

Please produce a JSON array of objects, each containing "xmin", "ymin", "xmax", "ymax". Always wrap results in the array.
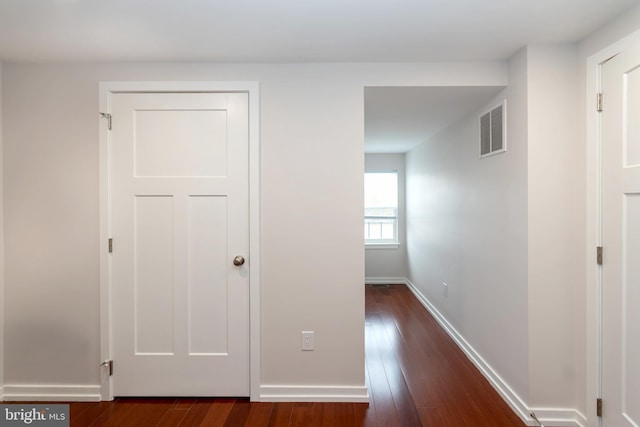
[{"xmin": 365, "ymin": 243, "xmax": 400, "ymax": 249}]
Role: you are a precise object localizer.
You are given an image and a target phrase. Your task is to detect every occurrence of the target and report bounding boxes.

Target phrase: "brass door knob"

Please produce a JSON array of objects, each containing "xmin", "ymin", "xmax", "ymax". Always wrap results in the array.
[{"xmin": 233, "ymin": 256, "xmax": 245, "ymax": 266}]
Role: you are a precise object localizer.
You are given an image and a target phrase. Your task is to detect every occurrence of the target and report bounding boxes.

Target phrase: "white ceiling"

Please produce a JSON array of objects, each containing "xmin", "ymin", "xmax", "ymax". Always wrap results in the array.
[
  {"xmin": 0, "ymin": 0, "xmax": 636, "ymax": 63},
  {"xmin": 1, "ymin": 0, "xmax": 636, "ymax": 153},
  {"xmin": 365, "ymin": 86, "xmax": 505, "ymax": 153}
]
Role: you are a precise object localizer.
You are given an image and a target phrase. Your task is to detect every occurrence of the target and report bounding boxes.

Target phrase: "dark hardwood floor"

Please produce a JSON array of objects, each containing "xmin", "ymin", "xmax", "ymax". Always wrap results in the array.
[
  {"xmin": 364, "ymin": 284, "xmax": 524, "ymax": 427},
  {"xmin": 65, "ymin": 284, "xmax": 525, "ymax": 426}
]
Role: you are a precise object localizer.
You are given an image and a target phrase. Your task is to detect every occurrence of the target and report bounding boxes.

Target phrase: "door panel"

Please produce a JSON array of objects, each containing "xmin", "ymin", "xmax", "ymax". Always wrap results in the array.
[
  {"xmin": 187, "ymin": 195, "xmax": 229, "ymax": 355},
  {"xmin": 622, "ymin": 195, "xmax": 640, "ymax": 423},
  {"xmin": 134, "ymin": 195, "xmax": 175, "ymax": 355},
  {"xmin": 110, "ymin": 92, "xmax": 249, "ymax": 396},
  {"xmin": 134, "ymin": 109, "xmax": 228, "ymax": 177},
  {"xmin": 625, "ymin": 67, "xmax": 640, "ymax": 167},
  {"xmin": 601, "ymin": 42, "xmax": 640, "ymax": 426}
]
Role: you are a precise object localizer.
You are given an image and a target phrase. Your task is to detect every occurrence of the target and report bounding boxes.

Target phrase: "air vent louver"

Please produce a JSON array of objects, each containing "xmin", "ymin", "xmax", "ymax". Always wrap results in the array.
[{"xmin": 480, "ymin": 100, "xmax": 506, "ymax": 157}]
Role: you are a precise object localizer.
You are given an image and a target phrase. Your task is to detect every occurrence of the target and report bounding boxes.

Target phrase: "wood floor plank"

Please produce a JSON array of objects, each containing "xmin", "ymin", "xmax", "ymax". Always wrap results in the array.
[
  {"xmin": 198, "ymin": 398, "xmax": 235, "ymax": 426},
  {"xmin": 365, "ymin": 321, "xmax": 404, "ymax": 427},
  {"xmin": 289, "ymin": 403, "xmax": 314, "ymax": 427},
  {"xmin": 133, "ymin": 399, "xmax": 177, "ymax": 426},
  {"xmin": 69, "ymin": 401, "xmax": 114, "ymax": 427},
  {"xmin": 69, "ymin": 402, "xmax": 92, "ymax": 418},
  {"xmin": 368, "ymin": 313, "xmax": 424, "ymax": 427},
  {"xmin": 417, "ymin": 406, "xmax": 447, "ymax": 427},
  {"xmin": 223, "ymin": 399, "xmax": 251, "ymax": 427},
  {"xmin": 311, "ymin": 402, "xmax": 334, "ymax": 427},
  {"xmin": 243, "ymin": 402, "xmax": 274, "ymax": 427},
  {"xmin": 266, "ymin": 402, "xmax": 294, "ymax": 427},
  {"xmin": 332, "ymin": 403, "xmax": 357, "ymax": 427},
  {"xmin": 311, "ymin": 402, "xmax": 358, "ymax": 427},
  {"xmin": 353, "ymin": 402, "xmax": 378, "ymax": 427},
  {"xmin": 173, "ymin": 398, "xmax": 196, "ymax": 410},
  {"xmin": 177, "ymin": 398, "xmax": 218, "ymax": 426},
  {"xmin": 86, "ymin": 398, "xmax": 140, "ymax": 427},
  {"xmin": 156, "ymin": 409, "xmax": 189, "ymax": 427}
]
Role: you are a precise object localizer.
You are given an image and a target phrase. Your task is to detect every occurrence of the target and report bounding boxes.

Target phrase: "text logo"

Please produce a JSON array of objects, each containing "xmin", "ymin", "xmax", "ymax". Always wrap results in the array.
[{"xmin": 0, "ymin": 405, "xmax": 69, "ymax": 426}]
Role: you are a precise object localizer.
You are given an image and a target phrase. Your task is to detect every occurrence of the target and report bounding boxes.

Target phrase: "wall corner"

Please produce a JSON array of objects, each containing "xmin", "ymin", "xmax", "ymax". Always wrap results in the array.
[
  {"xmin": 525, "ymin": 44, "xmax": 585, "ymax": 417},
  {"xmin": 0, "ymin": 60, "xmax": 5, "ymax": 400}
]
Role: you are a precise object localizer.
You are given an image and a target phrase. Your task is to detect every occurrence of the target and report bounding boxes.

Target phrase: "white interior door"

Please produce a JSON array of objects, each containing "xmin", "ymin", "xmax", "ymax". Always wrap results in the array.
[
  {"xmin": 601, "ymin": 42, "xmax": 640, "ymax": 426},
  {"xmin": 110, "ymin": 92, "xmax": 249, "ymax": 396}
]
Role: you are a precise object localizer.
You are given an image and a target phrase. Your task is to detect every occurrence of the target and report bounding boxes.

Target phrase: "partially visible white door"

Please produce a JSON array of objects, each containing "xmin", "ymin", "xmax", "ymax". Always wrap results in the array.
[
  {"xmin": 601, "ymin": 41, "xmax": 640, "ymax": 426},
  {"xmin": 110, "ymin": 92, "xmax": 249, "ymax": 396}
]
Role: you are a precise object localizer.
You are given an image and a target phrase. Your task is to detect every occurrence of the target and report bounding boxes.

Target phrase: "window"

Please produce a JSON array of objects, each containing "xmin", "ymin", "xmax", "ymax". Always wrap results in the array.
[{"xmin": 364, "ymin": 172, "xmax": 398, "ymax": 245}]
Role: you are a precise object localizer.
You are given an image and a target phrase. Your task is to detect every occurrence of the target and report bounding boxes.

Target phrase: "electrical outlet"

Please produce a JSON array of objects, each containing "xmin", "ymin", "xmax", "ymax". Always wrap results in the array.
[
  {"xmin": 301, "ymin": 331, "xmax": 314, "ymax": 351},
  {"xmin": 442, "ymin": 282, "xmax": 448, "ymax": 298}
]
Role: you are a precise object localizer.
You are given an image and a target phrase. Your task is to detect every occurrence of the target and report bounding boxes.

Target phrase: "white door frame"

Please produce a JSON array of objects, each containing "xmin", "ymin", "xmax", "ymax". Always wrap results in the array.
[
  {"xmin": 98, "ymin": 81, "xmax": 261, "ymax": 401},
  {"xmin": 586, "ymin": 30, "xmax": 640, "ymax": 427}
]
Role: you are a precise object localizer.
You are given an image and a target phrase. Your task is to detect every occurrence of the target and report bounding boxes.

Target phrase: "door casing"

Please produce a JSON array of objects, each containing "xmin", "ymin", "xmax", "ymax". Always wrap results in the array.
[{"xmin": 98, "ymin": 81, "xmax": 261, "ymax": 401}]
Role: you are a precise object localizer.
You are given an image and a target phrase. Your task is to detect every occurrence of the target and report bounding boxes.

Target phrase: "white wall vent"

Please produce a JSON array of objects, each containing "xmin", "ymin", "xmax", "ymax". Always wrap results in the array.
[{"xmin": 479, "ymin": 100, "xmax": 507, "ymax": 157}]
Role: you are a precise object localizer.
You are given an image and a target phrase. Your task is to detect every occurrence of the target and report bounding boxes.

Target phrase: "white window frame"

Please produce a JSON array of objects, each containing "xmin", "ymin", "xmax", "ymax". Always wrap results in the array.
[{"xmin": 364, "ymin": 172, "xmax": 399, "ymax": 247}]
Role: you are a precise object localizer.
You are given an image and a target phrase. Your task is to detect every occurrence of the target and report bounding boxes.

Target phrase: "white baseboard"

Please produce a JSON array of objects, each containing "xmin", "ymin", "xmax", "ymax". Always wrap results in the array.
[
  {"xmin": 528, "ymin": 408, "xmax": 587, "ymax": 427},
  {"xmin": 404, "ymin": 279, "xmax": 584, "ymax": 427},
  {"xmin": 260, "ymin": 385, "xmax": 369, "ymax": 403},
  {"xmin": 2, "ymin": 384, "xmax": 101, "ymax": 402},
  {"xmin": 3, "ymin": 383, "xmax": 368, "ymax": 404},
  {"xmin": 365, "ymin": 277, "xmax": 408, "ymax": 285}
]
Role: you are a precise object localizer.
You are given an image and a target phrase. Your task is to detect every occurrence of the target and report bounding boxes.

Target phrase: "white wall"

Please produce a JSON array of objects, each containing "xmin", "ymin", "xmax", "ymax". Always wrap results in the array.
[
  {"xmin": 405, "ymin": 44, "xmax": 588, "ymax": 424},
  {"xmin": 578, "ymin": 2, "xmax": 640, "ymax": 59},
  {"xmin": 0, "ymin": 62, "xmax": 507, "ymax": 399},
  {"xmin": 0, "ymin": 61, "xmax": 4, "ymax": 398},
  {"xmin": 406, "ymin": 49, "xmax": 530, "ymax": 404},
  {"xmin": 526, "ymin": 43, "xmax": 583, "ymax": 415},
  {"xmin": 364, "ymin": 153, "xmax": 407, "ymax": 282}
]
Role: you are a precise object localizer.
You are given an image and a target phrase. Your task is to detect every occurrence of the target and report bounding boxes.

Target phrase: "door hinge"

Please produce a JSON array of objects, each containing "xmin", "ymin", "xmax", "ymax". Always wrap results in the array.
[
  {"xmin": 597, "ymin": 92, "xmax": 603, "ymax": 112},
  {"xmin": 99, "ymin": 112, "xmax": 112, "ymax": 130},
  {"xmin": 101, "ymin": 360, "xmax": 113, "ymax": 376},
  {"xmin": 597, "ymin": 397, "xmax": 603, "ymax": 417},
  {"xmin": 597, "ymin": 246, "xmax": 603, "ymax": 265},
  {"xmin": 108, "ymin": 238, "xmax": 113, "ymax": 253}
]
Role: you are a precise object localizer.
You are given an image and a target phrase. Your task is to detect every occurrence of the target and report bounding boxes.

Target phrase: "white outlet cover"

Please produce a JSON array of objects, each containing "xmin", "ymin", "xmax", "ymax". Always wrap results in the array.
[{"xmin": 301, "ymin": 331, "xmax": 314, "ymax": 351}]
